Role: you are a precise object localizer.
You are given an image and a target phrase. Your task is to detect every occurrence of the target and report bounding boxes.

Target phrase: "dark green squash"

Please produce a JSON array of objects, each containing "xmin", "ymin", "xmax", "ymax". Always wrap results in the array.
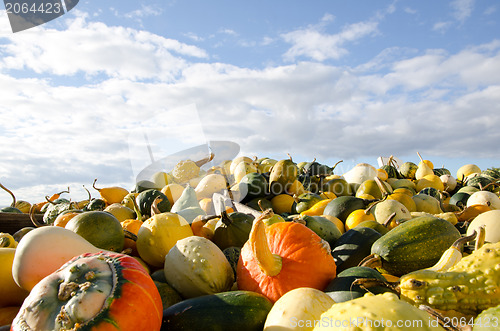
[
  {"xmin": 449, "ymin": 192, "xmax": 470, "ymax": 209},
  {"xmin": 161, "ymin": 290, "xmax": 272, "ymax": 331},
  {"xmin": 362, "ymin": 215, "xmax": 461, "ymax": 276},
  {"xmin": 323, "ymin": 196, "xmax": 369, "ymax": 223},
  {"xmin": 380, "ymin": 164, "xmax": 399, "ymax": 179},
  {"xmin": 83, "ymin": 198, "xmax": 106, "ymax": 211},
  {"xmin": 331, "ymin": 226, "xmax": 382, "ymax": 273},
  {"xmin": 212, "ymin": 211, "xmax": 254, "ymax": 250},
  {"xmin": 325, "ymin": 266, "xmax": 394, "ymax": 303},
  {"xmin": 239, "ymin": 173, "xmax": 268, "ymax": 201},
  {"xmin": 433, "ymin": 167, "xmax": 451, "ymax": 176},
  {"xmin": 466, "ymin": 174, "xmax": 495, "ymax": 191},
  {"xmin": 135, "ymin": 189, "xmax": 171, "ymax": 218}
]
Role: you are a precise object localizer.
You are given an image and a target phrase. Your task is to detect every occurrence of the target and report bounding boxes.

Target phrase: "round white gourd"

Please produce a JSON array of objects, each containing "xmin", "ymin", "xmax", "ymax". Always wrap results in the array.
[
  {"xmin": 466, "ymin": 209, "xmax": 500, "ymax": 243},
  {"xmin": 466, "ymin": 191, "xmax": 500, "ymax": 210}
]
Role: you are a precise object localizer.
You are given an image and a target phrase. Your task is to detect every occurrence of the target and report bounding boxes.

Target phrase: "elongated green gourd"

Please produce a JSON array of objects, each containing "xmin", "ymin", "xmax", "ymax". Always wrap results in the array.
[{"xmin": 400, "ymin": 242, "xmax": 500, "ymax": 315}]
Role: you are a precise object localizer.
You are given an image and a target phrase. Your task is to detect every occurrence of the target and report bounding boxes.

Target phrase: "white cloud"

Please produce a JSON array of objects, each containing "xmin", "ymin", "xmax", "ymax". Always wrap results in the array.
[
  {"xmin": 123, "ymin": 5, "xmax": 163, "ymax": 19},
  {"xmin": 219, "ymin": 28, "xmax": 238, "ymax": 36},
  {"xmin": 433, "ymin": 21, "xmax": 453, "ymax": 33},
  {"xmin": 451, "ymin": 0, "xmax": 475, "ymax": 23},
  {"xmin": 282, "ymin": 19, "xmax": 379, "ymax": 61},
  {"xmin": 0, "ymin": 12, "xmax": 208, "ymax": 81}
]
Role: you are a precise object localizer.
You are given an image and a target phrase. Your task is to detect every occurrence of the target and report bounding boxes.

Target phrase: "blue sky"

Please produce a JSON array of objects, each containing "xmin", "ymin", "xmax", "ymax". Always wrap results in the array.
[{"xmin": 1, "ymin": 0, "xmax": 500, "ymax": 206}]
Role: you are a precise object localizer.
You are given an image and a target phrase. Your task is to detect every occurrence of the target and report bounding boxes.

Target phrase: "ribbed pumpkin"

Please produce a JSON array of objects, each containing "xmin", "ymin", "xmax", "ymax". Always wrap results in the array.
[
  {"xmin": 237, "ymin": 211, "xmax": 337, "ymax": 303},
  {"xmin": 11, "ymin": 251, "xmax": 162, "ymax": 331}
]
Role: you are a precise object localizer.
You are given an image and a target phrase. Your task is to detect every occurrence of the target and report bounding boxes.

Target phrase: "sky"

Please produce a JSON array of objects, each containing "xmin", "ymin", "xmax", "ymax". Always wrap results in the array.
[{"xmin": 1, "ymin": 0, "xmax": 500, "ymax": 206}]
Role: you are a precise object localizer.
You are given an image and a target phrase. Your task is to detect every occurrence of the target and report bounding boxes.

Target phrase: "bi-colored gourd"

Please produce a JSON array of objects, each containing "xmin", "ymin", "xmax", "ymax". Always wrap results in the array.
[
  {"xmin": 237, "ymin": 211, "xmax": 337, "ymax": 303},
  {"xmin": 163, "ymin": 236, "xmax": 234, "ymax": 299},
  {"xmin": 399, "ymin": 241, "xmax": 500, "ymax": 315},
  {"xmin": 11, "ymin": 251, "xmax": 162, "ymax": 331},
  {"xmin": 12, "ymin": 226, "xmax": 101, "ymax": 291}
]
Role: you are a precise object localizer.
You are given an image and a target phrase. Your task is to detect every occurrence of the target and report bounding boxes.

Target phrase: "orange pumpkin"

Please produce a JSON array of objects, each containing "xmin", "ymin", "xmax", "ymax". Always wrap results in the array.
[
  {"xmin": 237, "ymin": 213, "xmax": 337, "ymax": 303},
  {"xmin": 11, "ymin": 251, "xmax": 162, "ymax": 331},
  {"xmin": 53, "ymin": 211, "xmax": 81, "ymax": 228}
]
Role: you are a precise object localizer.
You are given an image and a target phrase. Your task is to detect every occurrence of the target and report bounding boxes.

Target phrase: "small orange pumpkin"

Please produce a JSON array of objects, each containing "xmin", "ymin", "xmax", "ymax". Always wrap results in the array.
[
  {"xmin": 237, "ymin": 211, "xmax": 337, "ymax": 303},
  {"xmin": 53, "ymin": 211, "xmax": 81, "ymax": 228},
  {"xmin": 121, "ymin": 218, "xmax": 143, "ymax": 256}
]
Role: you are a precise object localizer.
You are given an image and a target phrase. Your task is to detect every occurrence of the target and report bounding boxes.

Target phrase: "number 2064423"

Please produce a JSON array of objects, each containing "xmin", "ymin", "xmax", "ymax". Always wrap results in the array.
[{"xmin": 5, "ymin": 2, "xmax": 63, "ymax": 14}]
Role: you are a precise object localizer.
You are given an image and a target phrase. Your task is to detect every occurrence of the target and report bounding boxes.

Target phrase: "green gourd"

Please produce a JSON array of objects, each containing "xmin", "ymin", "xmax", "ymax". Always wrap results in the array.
[{"xmin": 361, "ymin": 216, "xmax": 461, "ymax": 276}]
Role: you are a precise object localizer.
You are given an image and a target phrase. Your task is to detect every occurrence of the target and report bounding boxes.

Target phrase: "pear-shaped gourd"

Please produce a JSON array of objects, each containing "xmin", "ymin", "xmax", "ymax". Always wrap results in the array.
[
  {"xmin": 12, "ymin": 226, "xmax": 101, "ymax": 291},
  {"xmin": 171, "ymin": 185, "xmax": 206, "ymax": 223},
  {"xmin": 415, "ymin": 152, "xmax": 434, "ymax": 180},
  {"xmin": 268, "ymin": 156, "xmax": 298, "ymax": 195}
]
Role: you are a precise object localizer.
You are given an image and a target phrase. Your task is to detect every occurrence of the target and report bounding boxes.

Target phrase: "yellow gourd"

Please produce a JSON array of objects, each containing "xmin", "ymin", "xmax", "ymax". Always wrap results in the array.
[
  {"xmin": 300, "ymin": 199, "xmax": 333, "ymax": 217},
  {"xmin": 0, "ymin": 248, "xmax": 30, "ymax": 308},
  {"xmin": 136, "ymin": 212, "xmax": 193, "ymax": 267},
  {"xmin": 92, "ymin": 179, "xmax": 129, "ymax": 205}
]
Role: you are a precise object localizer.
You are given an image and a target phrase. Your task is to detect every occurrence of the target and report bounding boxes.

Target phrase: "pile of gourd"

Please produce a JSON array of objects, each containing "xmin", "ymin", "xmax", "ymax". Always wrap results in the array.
[{"xmin": 2, "ymin": 152, "xmax": 500, "ymax": 331}]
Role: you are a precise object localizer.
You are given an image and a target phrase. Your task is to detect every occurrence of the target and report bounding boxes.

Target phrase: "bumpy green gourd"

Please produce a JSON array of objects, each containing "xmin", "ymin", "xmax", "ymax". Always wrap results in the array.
[{"xmin": 400, "ymin": 242, "xmax": 500, "ymax": 315}]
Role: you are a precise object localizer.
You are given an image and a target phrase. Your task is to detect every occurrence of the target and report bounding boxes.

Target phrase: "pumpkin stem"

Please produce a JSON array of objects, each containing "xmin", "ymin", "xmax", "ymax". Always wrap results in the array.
[
  {"xmin": 249, "ymin": 213, "xmax": 282, "ymax": 276},
  {"xmin": 383, "ymin": 211, "xmax": 397, "ymax": 228},
  {"xmin": 352, "ymin": 277, "xmax": 400, "ymax": 294},
  {"xmin": 358, "ymin": 253, "xmax": 383, "ymax": 269},
  {"xmin": 92, "ymin": 178, "xmax": 101, "ymax": 192},
  {"xmin": 331, "ymin": 159, "xmax": 343, "ymax": 173},
  {"xmin": 29, "ymin": 204, "xmax": 46, "ymax": 227},
  {"xmin": 0, "ymin": 182, "xmax": 17, "ymax": 207},
  {"xmin": 194, "ymin": 153, "xmax": 215, "ymax": 168},
  {"xmin": 475, "ymin": 225, "xmax": 486, "ymax": 251},
  {"xmin": 151, "ymin": 196, "xmax": 163, "ymax": 216},
  {"xmin": 374, "ymin": 176, "xmax": 389, "ymax": 198},
  {"xmin": 418, "ymin": 305, "xmax": 464, "ymax": 331},
  {"xmin": 83, "ymin": 185, "xmax": 92, "ymax": 201}
]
